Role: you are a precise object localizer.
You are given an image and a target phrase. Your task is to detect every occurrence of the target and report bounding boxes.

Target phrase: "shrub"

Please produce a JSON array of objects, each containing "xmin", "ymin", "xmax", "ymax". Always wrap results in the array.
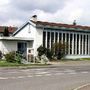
[
  {"xmin": 0, "ymin": 51, "xmax": 2, "ymax": 59},
  {"xmin": 52, "ymin": 42, "xmax": 68, "ymax": 59},
  {"xmin": 15, "ymin": 52, "xmax": 22, "ymax": 63},
  {"xmin": 5, "ymin": 51, "xmax": 22, "ymax": 63},
  {"xmin": 5, "ymin": 51, "xmax": 16, "ymax": 63},
  {"xmin": 37, "ymin": 45, "xmax": 47, "ymax": 56},
  {"xmin": 45, "ymin": 49, "xmax": 53, "ymax": 59},
  {"xmin": 37, "ymin": 46, "xmax": 53, "ymax": 60}
]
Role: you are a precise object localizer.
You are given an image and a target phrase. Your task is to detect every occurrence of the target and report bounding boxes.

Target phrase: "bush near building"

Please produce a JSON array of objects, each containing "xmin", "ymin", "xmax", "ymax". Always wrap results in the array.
[
  {"xmin": 52, "ymin": 42, "xmax": 68, "ymax": 59},
  {"xmin": 5, "ymin": 51, "xmax": 22, "ymax": 63},
  {"xmin": 37, "ymin": 42, "xmax": 68, "ymax": 60}
]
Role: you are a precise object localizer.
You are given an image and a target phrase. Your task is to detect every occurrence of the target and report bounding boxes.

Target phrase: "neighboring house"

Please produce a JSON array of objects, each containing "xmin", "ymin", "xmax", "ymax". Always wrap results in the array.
[
  {"xmin": 0, "ymin": 26, "xmax": 17, "ymax": 36},
  {"xmin": 0, "ymin": 16, "xmax": 90, "ymax": 60}
]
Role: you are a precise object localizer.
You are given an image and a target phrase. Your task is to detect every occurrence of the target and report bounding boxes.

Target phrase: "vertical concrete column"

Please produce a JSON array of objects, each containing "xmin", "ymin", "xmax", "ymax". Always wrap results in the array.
[
  {"xmin": 79, "ymin": 34, "xmax": 81, "ymax": 55},
  {"xmin": 88, "ymin": 35, "xmax": 90, "ymax": 55},
  {"xmin": 65, "ymin": 33, "xmax": 67, "ymax": 54},
  {"xmin": 75, "ymin": 34, "xmax": 77, "ymax": 55},
  {"xmin": 49, "ymin": 31, "xmax": 51, "ymax": 49},
  {"xmin": 68, "ymin": 33, "xmax": 70, "ymax": 54},
  {"xmin": 57, "ymin": 32, "xmax": 59, "ymax": 43},
  {"xmin": 54, "ymin": 31, "xmax": 55, "ymax": 44},
  {"xmin": 72, "ymin": 33, "xmax": 74, "ymax": 55},
  {"xmin": 82, "ymin": 34, "xmax": 84, "ymax": 55},
  {"xmin": 85, "ymin": 35, "xmax": 87, "ymax": 55}
]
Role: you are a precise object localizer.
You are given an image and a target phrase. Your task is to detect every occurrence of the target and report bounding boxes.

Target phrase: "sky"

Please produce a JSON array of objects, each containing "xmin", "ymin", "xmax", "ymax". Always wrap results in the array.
[{"xmin": 0, "ymin": 0, "xmax": 90, "ymax": 27}]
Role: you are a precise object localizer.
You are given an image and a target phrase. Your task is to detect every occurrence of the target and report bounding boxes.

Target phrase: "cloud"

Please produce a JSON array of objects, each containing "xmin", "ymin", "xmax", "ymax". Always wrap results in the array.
[
  {"xmin": 0, "ymin": 0, "xmax": 90, "ymax": 26},
  {"xmin": 10, "ymin": 0, "xmax": 68, "ymax": 12}
]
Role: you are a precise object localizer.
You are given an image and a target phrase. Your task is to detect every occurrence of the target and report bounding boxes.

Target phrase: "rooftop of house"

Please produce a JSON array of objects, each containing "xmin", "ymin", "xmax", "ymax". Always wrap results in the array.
[
  {"xmin": 31, "ymin": 20, "xmax": 90, "ymax": 30},
  {"xmin": 0, "ymin": 26, "xmax": 17, "ymax": 33}
]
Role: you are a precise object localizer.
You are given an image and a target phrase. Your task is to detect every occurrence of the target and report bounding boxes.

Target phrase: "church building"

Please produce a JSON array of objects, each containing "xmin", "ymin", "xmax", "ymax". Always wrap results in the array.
[{"xmin": 0, "ymin": 15, "xmax": 90, "ymax": 60}]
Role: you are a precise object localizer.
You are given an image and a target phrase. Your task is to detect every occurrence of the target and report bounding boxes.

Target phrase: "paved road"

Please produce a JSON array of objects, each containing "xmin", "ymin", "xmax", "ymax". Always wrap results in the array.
[{"xmin": 0, "ymin": 65, "xmax": 90, "ymax": 90}]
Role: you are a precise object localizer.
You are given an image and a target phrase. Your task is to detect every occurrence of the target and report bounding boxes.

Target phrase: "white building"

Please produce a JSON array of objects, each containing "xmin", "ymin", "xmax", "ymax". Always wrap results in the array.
[{"xmin": 0, "ymin": 16, "xmax": 90, "ymax": 60}]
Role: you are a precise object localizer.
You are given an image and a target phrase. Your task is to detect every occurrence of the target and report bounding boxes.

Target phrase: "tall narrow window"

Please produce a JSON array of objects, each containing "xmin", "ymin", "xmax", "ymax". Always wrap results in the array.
[
  {"xmin": 70, "ymin": 34, "xmax": 72, "ymax": 54},
  {"xmin": 55, "ymin": 32, "xmax": 58, "ymax": 43},
  {"xmin": 74, "ymin": 34, "xmax": 76, "ymax": 54},
  {"xmin": 47, "ymin": 32, "xmax": 50, "ymax": 48},
  {"xmin": 59, "ymin": 33, "xmax": 62, "ymax": 43},
  {"xmin": 66, "ymin": 33, "xmax": 69, "ymax": 54},
  {"xmin": 80, "ymin": 35, "xmax": 82, "ymax": 54},
  {"xmin": 43, "ymin": 32, "xmax": 46, "ymax": 48},
  {"xmin": 51, "ymin": 32, "xmax": 54, "ymax": 48},
  {"xmin": 87, "ymin": 35, "xmax": 88, "ymax": 55},
  {"xmin": 77, "ymin": 34, "xmax": 79, "ymax": 54},
  {"xmin": 83, "ymin": 35, "xmax": 85, "ymax": 54}
]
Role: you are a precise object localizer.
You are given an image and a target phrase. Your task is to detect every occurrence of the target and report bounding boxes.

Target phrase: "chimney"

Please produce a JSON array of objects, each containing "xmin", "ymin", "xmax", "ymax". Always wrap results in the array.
[
  {"xmin": 73, "ymin": 20, "xmax": 76, "ymax": 25},
  {"xmin": 30, "ymin": 15, "xmax": 37, "ymax": 22}
]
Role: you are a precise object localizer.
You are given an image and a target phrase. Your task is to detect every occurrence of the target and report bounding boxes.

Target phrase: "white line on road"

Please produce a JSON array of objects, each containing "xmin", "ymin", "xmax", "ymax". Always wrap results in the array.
[
  {"xmin": 36, "ymin": 72, "xmax": 49, "ymax": 74},
  {"xmin": 0, "ymin": 77, "xmax": 8, "ymax": 80},
  {"xmin": 81, "ymin": 71, "xmax": 88, "ymax": 74},
  {"xmin": 54, "ymin": 73, "xmax": 64, "ymax": 75},
  {"xmin": 17, "ymin": 76, "xmax": 25, "ymax": 79},
  {"xmin": 44, "ymin": 74, "xmax": 52, "ymax": 76},
  {"xmin": 35, "ymin": 75, "xmax": 43, "ymax": 77}
]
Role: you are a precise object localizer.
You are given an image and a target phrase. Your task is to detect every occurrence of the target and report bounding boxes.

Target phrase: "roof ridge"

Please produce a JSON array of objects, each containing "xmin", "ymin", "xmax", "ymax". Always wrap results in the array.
[{"xmin": 31, "ymin": 20, "xmax": 90, "ymax": 30}]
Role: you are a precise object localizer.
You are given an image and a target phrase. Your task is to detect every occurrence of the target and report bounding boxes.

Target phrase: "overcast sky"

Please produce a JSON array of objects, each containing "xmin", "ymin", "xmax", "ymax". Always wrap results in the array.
[{"xmin": 0, "ymin": 0, "xmax": 90, "ymax": 26}]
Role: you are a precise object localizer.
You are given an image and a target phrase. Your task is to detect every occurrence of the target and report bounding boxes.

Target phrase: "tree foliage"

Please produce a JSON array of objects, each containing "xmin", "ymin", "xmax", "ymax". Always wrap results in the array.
[
  {"xmin": 37, "ymin": 46, "xmax": 53, "ymax": 59},
  {"xmin": 3, "ymin": 27, "xmax": 9, "ymax": 36},
  {"xmin": 37, "ymin": 41, "xmax": 68, "ymax": 60},
  {"xmin": 52, "ymin": 42, "xmax": 68, "ymax": 59}
]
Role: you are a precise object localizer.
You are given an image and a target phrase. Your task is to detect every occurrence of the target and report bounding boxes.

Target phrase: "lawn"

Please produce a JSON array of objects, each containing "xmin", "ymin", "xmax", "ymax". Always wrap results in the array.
[
  {"xmin": 0, "ymin": 60, "xmax": 50, "ymax": 67},
  {"xmin": 80, "ymin": 58, "xmax": 90, "ymax": 60}
]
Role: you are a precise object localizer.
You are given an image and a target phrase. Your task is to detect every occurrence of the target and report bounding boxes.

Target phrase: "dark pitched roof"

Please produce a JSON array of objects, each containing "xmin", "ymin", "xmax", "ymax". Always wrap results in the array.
[
  {"xmin": 31, "ymin": 20, "xmax": 90, "ymax": 30},
  {"xmin": 0, "ymin": 26, "xmax": 17, "ymax": 33}
]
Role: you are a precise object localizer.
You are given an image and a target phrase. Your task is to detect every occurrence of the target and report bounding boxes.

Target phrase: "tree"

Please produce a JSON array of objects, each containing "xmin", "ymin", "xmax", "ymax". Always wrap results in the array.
[{"xmin": 3, "ymin": 27, "xmax": 9, "ymax": 36}]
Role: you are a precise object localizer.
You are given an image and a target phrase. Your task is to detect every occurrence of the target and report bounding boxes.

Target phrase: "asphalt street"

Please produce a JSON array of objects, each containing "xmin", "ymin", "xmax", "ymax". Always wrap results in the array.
[{"xmin": 0, "ymin": 65, "xmax": 90, "ymax": 90}]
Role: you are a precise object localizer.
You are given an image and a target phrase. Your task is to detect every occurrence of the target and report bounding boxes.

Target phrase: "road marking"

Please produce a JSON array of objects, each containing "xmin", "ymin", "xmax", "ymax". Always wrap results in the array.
[
  {"xmin": 54, "ymin": 73, "xmax": 64, "ymax": 75},
  {"xmin": 81, "ymin": 71, "xmax": 88, "ymax": 74},
  {"xmin": 17, "ymin": 76, "xmax": 25, "ymax": 78},
  {"xmin": 0, "ymin": 77, "xmax": 8, "ymax": 80},
  {"xmin": 21, "ymin": 69, "xmax": 30, "ymax": 72},
  {"xmin": 36, "ymin": 72, "xmax": 49, "ymax": 74},
  {"xmin": 45, "ymin": 74, "xmax": 52, "ymax": 76}
]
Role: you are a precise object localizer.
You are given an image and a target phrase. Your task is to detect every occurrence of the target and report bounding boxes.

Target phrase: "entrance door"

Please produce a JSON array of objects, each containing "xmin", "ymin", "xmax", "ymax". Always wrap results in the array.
[{"xmin": 17, "ymin": 42, "xmax": 27, "ymax": 54}]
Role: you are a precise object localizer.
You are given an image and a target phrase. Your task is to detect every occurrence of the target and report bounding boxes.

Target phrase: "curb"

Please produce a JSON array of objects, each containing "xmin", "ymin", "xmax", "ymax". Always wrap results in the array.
[{"xmin": 73, "ymin": 83, "xmax": 90, "ymax": 90}]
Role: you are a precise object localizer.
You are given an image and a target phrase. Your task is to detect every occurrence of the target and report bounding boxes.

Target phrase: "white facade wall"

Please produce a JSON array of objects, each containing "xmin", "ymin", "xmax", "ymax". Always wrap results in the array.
[
  {"xmin": 14, "ymin": 23, "xmax": 38, "ymax": 56},
  {"xmin": 14, "ymin": 23, "xmax": 43, "ymax": 56},
  {"xmin": 15, "ymin": 24, "xmax": 36, "ymax": 39},
  {"xmin": 1, "ymin": 41, "xmax": 17, "ymax": 54},
  {"xmin": 34, "ymin": 28, "xmax": 43, "ymax": 56},
  {"xmin": 1, "ymin": 20, "xmax": 89, "ymax": 59}
]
